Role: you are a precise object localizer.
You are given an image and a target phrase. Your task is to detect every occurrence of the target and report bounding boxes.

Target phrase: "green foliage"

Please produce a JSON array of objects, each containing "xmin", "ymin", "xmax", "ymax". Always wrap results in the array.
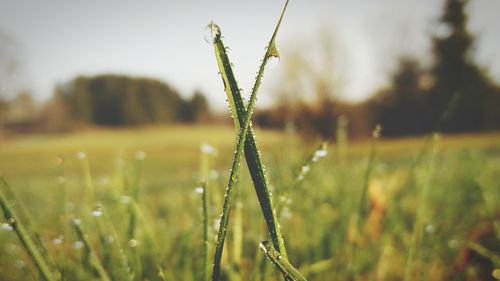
[
  {"xmin": 428, "ymin": 0, "xmax": 500, "ymax": 132},
  {"xmin": 52, "ymin": 75, "xmax": 210, "ymax": 128},
  {"xmin": 0, "ymin": 127, "xmax": 499, "ymax": 280}
]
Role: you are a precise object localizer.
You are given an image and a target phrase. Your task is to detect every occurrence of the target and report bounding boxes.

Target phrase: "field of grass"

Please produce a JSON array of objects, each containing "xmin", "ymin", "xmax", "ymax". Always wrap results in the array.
[{"xmin": 0, "ymin": 125, "xmax": 499, "ymax": 281}]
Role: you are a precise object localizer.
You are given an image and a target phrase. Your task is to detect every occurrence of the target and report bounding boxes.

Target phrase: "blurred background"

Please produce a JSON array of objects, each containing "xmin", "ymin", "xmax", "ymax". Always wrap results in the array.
[{"xmin": 0, "ymin": 0, "xmax": 499, "ymax": 138}]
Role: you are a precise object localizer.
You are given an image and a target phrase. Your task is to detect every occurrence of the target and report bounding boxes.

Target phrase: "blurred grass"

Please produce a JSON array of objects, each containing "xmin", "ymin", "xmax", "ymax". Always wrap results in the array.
[{"xmin": 0, "ymin": 125, "xmax": 499, "ymax": 280}]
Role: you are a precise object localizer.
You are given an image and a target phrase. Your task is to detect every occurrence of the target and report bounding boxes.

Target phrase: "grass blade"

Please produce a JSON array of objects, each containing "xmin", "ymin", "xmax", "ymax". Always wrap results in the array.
[
  {"xmin": 259, "ymin": 241, "xmax": 306, "ymax": 281},
  {"xmin": 403, "ymin": 134, "xmax": 439, "ymax": 281},
  {"xmin": 0, "ymin": 178, "xmax": 61, "ymax": 281},
  {"xmin": 209, "ymin": 1, "xmax": 292, "ymax": 279},
  {"xmin": 210, "ymin": 0, "xmax": 290, "ymax": 259},
  {"xmin": 72, "ymin": 217, "xmax": 112, "ymax": 281}
]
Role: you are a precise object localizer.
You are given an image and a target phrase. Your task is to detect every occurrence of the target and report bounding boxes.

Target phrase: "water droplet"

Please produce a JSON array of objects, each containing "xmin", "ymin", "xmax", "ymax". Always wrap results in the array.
[
  {"xmin": 128, "ymin": 239, "xmax": 139, "ymax": 248},
  {"xmin": 200, "ymin": 143, "xmax": 215, "ymax": 155},
  {"xmin": 301, "ymin": 165, "xmax": 310, "ymax": 174},
  {"xmin": 14, "ymin": 260, "xmax": 25, "ymax": 269},
  {"xmin": 203, "ymin": 21, "xmax": 221, "ymax": 44},
  {"xmin": 372, "ymin": 125, "xmax": 382, "ymax": 138},
  {"xmin": 91, "ymin": 205, "xmax": 103, "ymax": 217},
  {"xmin": 76, "ymin": 151, "xmax": 86, "ymax": 160},
  {"xmin": 135, "ymin": 150, "xmax": 146, "ymax": 160},
  {"xmin": 282, "ymin": 207, "xmax": 293, "ymax": 220},
  {"xmin": 52, "ymin": 235, "xmax": 63, "ymax": 245},
  {"xmin": 72, "ymin": 218, "xmax": 81, "ymax": 226},
  {"xmin": 194, "ymin": 186, "xmax": 204, "ymax": 194},
  {"xmin": 209, "ymin": 170, "xmax": 219, "ymax": 180},
  {"xmin": 1, "ymin": 223, "xmax": 13, "ymax": 231},
  {"xmin": 424, "ymin": 223, "xmax": 435, "ymax": 234},
  {"xmin": 259, "ymin": 241, "xmax": 268, "ymax": 254},
  {"xmin": 7, "ymin": 218, "xmax": 15, "ymax": 225},
  {"xmin": 73, "ymin": 241, "xmax": 84, "ymax": 249},
  {"xmin": 266, "ymin": 56, "xmax": 280, "ymax": 69}
]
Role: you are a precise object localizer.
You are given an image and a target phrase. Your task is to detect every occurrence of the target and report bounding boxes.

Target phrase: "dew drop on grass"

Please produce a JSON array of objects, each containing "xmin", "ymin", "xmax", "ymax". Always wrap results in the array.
[
  {"xmin": 259, "ymin": 241, "xmax": 268, "ymax": 254},
  {"xmin": 76, "ymin": 151, "xmax": 86, "ymax": 160},
  {"xmin": 52, "ymin": 235, "xmax": 63, "ymax": 245},
  {"xmin": 301, "ymin": 165, "xmax": 310, "ymax": 174},
  {"xmin": 203, "ymin": 21, "xmax": 221, "ymax": 44},
  {"xmin": 1, "ymin": 223, "xmax": 13, "ymax": 231},
  {"xmin": 105, "ymin": 235, "xmax": 115, "ymax": 244},
  {"xmin": 210, "ymin": 170, "xmax": 219, "ymax": 180},
  {"xmin": 73, "ymin": 241, "xmax": 84, "ymax": 249},
  {"xmin": 72, "ymin": 218, "xmax": 81, "ymax": 226},
  {"xmin": 128, "ymin": 239, "xmax": 139, "ymax": 248},
  {"xmin": 266, "ymin": 56, "xmax": 280, "ymax": 69},
  {"xmin": 425, "ymin": 223, "xmax": 435, "ymax": 234},
  {"xmin": 200, "ymin": 143, "xmax": 215, "ymax": 155},
  {"xmin": 194, "ymin": 186, "xmax": 204, "ymax": 194},
  {"xmin": 91, "ymin": 205, "xmax": 103, "ymax": 217}
]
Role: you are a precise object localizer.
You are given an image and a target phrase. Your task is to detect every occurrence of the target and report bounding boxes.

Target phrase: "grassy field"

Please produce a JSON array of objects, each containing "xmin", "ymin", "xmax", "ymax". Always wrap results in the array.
[{"xmin": 0, "ymin": 125, "xmax": 499, "ymax": 281}]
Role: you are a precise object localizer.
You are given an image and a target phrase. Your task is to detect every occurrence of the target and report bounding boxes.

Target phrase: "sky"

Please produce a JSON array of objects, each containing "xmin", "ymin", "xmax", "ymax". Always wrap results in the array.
[{"xmin": 0, "ymin": 0, "xmax": 499, "ymax": 110}]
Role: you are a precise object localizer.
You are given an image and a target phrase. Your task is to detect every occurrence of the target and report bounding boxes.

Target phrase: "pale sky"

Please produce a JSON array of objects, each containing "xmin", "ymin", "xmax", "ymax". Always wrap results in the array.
[{"xmin": 0, "ymin": 0, "xmax": 499, "ymax": 110}]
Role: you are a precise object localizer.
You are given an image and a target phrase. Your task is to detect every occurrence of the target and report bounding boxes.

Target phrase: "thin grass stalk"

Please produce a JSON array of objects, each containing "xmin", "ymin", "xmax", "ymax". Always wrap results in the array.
[
  {"xmin": 72, "ymin": 218, "xmax": 112, "ymax": 281},
  {"xmin": 403, "ymin": 134, "xmax": 439, "ymax": 281},
  {"xmin": 0, "ymin": 178, "xmax": 60, "ymax": 281},
  {"xmin": 349, "ymin": 125, "xmax": 381, "ymax": 276},
  {"xmin": 200, "ymin": 144, "xmax": 214, "ymax": 281},
  {"xmin": 0, "ymin": 175, "xmax": 57, "ymax": 272},
  {"xmin": 277, "ymin": 142, "xmax": 328, "ymax": 217},
  {"xmin": 100, "ymin": 206, "xmax": 134, "ymax": 281},
  {"xmin": 200, "ymin": 181, "xmax": 209, "ymax": 281},
  {"xmin": 210, "ymin": 0, "xmax": 290, "ymax": 260},
  {"xmin": 259, "ymin": 241, "xmax": 306, "ymax": 281},
  {"xmin": 128, "ymin": 154, "xmax": 144, "ymax": 241},
  {"xmin": 210, "ymin": 2, "xmax": 290, "ymax": 279},
  {"xmin": 357, "ymin": 125, "xmax": 381, "ymax": 232}
]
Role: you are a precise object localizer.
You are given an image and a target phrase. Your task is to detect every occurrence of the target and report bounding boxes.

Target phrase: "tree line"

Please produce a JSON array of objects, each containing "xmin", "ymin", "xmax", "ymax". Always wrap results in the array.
[
  {"xmin": 40, "ymin": 75, "xmax": 211, "ymax": 131},
  {"xmin": 255, "ymin": 0, "xmax": 500, "ymax": 138}
]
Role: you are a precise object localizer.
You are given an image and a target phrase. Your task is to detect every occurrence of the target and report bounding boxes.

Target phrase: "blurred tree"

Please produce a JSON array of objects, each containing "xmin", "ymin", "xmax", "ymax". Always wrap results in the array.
[
  {"xmin": 372, "ymin": 58, "xmax": 431, "ymax": 136},
  {"xmin": 0, "ymin": 30, "xmax": 21, "ymax": 142},
  {"xmin": 180, "ymin": 90, "xmax": 211, "ymax": 123},
  {"xmin": 259, "ymin": 29, "xmax": 367, "ymax": 139},
  {"xmin": 48, "ymin": 74, "xmax": 211, "ymax": 129},
  {"xmin": 428, "ymin": 0, "xmax": 500, "ymax": 132}
]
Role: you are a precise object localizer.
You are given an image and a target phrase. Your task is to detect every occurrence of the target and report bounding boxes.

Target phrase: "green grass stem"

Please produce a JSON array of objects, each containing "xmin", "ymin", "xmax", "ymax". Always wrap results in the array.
[
  {"xmin": 259, "ymin": 241, "xmax": 306, "ymax": 281},
  {"xmin": 0, "ymin": 178, "xmax": 61, "ymax": 281},
  {"xmin": 209, "ymin": 1, "xmax": 291, "ymax": 280}
]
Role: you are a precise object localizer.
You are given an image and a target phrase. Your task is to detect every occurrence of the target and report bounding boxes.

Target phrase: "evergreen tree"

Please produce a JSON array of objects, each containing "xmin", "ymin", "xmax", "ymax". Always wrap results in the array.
[{"xmin": 428, "ymin": 0, "xmax": 499, "ymax": 132}]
